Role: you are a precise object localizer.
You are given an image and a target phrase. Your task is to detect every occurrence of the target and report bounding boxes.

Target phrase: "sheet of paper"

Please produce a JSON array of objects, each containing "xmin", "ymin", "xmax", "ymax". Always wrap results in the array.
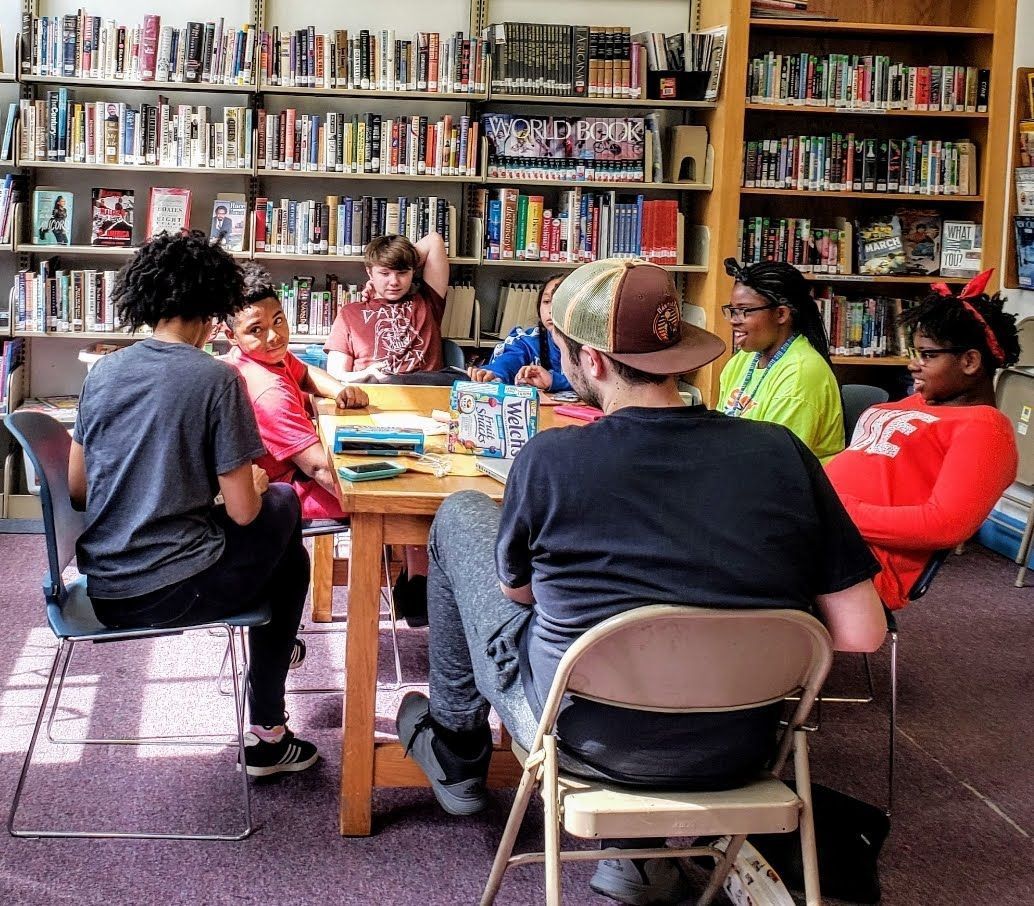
[{"xmin": 369, "ymin": 412, "xmax": 448, "ymax": 435}]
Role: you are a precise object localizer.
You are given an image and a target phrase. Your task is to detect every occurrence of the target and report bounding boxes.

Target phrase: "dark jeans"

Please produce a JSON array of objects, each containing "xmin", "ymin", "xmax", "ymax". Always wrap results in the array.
[
  {"xmin": 93, "ymin": 484, "xmax": 309, "ymax": 727},
  {"xmin": 377, "ymin": 368, "xmax": 467, "ymax": 387}
]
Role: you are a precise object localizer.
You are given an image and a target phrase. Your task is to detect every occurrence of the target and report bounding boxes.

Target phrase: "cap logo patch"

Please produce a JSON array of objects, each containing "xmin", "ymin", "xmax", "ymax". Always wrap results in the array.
[{"xmin": 653, "ymin": 299, "xmax": 681, "ymax": 344}]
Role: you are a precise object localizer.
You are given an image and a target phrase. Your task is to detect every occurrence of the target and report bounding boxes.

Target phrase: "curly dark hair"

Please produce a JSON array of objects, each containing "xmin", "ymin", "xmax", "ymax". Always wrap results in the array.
[
  {"xmin": 220, "ymin": 262, "xmax": 280, "ymax": 331},
  {"xmin": 112, "ymin": 230, "xmax": 246, "ymax": 332},
  {"xmin": 901, "ymin": 291, "xmax": 1020, "ymax": 373}
]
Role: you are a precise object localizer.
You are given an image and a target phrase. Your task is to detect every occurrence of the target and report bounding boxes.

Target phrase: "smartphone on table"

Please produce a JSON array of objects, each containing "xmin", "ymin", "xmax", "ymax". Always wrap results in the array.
[{"xmin": 337, "ymin": 461, "xmax": 407, "ymax": 482}]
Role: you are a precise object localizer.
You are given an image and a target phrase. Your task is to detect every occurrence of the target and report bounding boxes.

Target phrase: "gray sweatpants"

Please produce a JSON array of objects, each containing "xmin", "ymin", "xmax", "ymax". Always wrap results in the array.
[{"xmin": 426, "ymin": 490, "xmax": 539, "ymax": 751}]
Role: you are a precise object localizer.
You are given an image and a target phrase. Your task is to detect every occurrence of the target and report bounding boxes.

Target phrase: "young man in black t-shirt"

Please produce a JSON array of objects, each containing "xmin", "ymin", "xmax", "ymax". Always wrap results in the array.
[{"xmin": 396, "ymin": 259, "xmax": 887, "ymax": 905}]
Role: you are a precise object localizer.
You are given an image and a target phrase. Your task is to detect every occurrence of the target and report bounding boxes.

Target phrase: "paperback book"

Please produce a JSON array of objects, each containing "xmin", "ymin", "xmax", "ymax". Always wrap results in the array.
[
  {"xmin": 146, "ymin": 187, "xmax": 191, "ymax": 238},
  {"xmin": 32, "ymin": 187, "xmax": 73, "ymax": 245},
  {"xmin": 940, "ymin": 221, "xmax": 982, "ymax": 278},
  {"xmin": 897, "ymin": 209, "xmax": 942, "ymax": 275},
  {"xmin": 856, "ymin": 215, "xmax": 906, "ymax": 275},
  {"xmin": 1016, "ymin": 216, "xmax": 1034, "ymax": 289},
  {"xmin": 91, "ymin": 188, "xmax": 134, "ymax": 247},
  {"xmin": 1016, "ymin": 167, "xmax": 1034, "ymax": 215},
  {"xmin": 210, "ymin": 194, "xmax": 247, "ymax": 251}
]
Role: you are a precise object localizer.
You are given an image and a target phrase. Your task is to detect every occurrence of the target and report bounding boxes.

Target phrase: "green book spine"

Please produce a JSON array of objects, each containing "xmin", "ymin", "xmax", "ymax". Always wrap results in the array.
[{"xmin": 515, "ymin": 193, "xmax": 529, "ymax": 259}]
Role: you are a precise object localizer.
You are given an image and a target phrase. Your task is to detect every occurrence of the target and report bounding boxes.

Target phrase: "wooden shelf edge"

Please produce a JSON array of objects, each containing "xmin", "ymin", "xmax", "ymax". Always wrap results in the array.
[
  {"xmin": 483, "ymin": 178, "xmax": 711, "ymax": 192},
  {"xmin": 258, "ymin": 169, "xmax": 475, "ymax": 182},
  {"xmin": 745, "ymin": 103, "xmax": 988, "ymax": 118},
  {"xmin": 803, "ymin": 273, "xmax": 966, "ymax": 284},
  {"xmin": 21, "ymin": 74, "xmax": 255, "ymax": 92},
  {"xmin": 486, "ymin": 93, "xmax": 716, "ymax": 109},
  {"xmin": 748, "ymin": 19, "xmax": 994, "ymax": 36},
  {"xmin": 740, "ymin": 188, "xmax": 982, "ymax": 202},
  {"xmin": 12, "ymin": 331, "xmax": 145, "ymax": 340},
  {"xmin": 23, "ymin": 160, "xmax": 253, "ymax": 176},
  {"xmin": 259, "ymin": 83, "xmax": 485, "ymax": 102},
  {"xmin": 831, "ymin": 355, "xmax": 912, "ymax": 366}
]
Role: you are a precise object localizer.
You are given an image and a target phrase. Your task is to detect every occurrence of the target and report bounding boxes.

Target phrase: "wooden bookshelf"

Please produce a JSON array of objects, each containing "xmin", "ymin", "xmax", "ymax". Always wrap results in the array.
[
  {"xmin": 701, "ymin": 0, "xmax": 1019, "ymax": 401},
  {"xmin": 831, "ymin": 355, "xmax": 912, "ymax": 366},
  {"xmin": 479, "ymin": 259, "xmax": 707, "ymax": 273},
  {"xmin": 23, "ymin": 160, "xmax": 254, "ymax": 176},
  {"xmin": 20, "ymin": 74, "xmax": 255, "ymax": 92},
  {"xmin": 485, "ymin": 93, "xmax": 717, "ymax": 109},
  {"xmin": 1005, "ymin": 66, "xmax": 1034, "ymax": 290},
  {"xmin": 258, "ymin": 83, "xmax": 486, "ymax": 102},
  {"xmin": 257, "ymin": 169, "xmax": 475, "ymax": 183},
  {"xmin": 483, "ymin": 177, "xmax": 712, "ymax": 192}
]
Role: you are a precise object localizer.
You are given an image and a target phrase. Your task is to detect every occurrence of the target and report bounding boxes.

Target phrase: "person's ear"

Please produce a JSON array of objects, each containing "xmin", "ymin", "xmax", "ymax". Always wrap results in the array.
[
  {"xmin": 959, "ymin": 348, "xmax": 984, "ymax": 376},
  {"xmin": 775, "ymin": 304, "xmax": 792, "ymax": 326},
  {"xmin": 582, "ymin": 346, "xmax": 608, "ymax": 380}
]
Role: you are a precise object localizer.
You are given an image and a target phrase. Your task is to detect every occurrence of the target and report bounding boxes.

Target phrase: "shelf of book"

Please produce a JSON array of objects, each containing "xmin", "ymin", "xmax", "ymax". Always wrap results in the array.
[
  {"xmin": 12, "ymin": 243, "xmax": 250, "ymax": 259},
  {"xmin": 478, "ymin": 259, "xmax": 706, "ymax": 273},
  {"xmin": 747, "ymin": 20, "xmax": 995, "ymax": 37},
  {"xmin": 803, "ymin": 273, "xmax": 967, "ymax": 285},
  {"xmin": 257, "ymin": 83, "xmax": 487, "ymax": 102},
  {"xmin": 22, "ymin": 160, "xmax": 254, "ymax": 177},
  {"xmin": 739, "ymin": 188, "xmax": 983, "ymax": 202},
  {"xmin": 484, "ymin": 93, "xmax": 717, "ymax": 110},
  {"xmin": 19, "ymin": 74, "xmax": 255, "ymax": 93},
  {"xmin": 252, "ymin": 252, "xmax": 480, "ymax": 266},
  {"xmin": 257, "ymin": 169, "xmax": 475, "ymax": 183},
  {"xmin": 483, "ymin": 177, "xmax": 711, "ymax": 192},
  {"xmin": 744, "ymin": 103, "xmax": 989, "ymax": 119},
  {"xmin": 11, "ymin": 330, "xmax": 142, "ymax": 340},
  {"xmin": 830, "ymin": 355, "xmax": 912, "ymax": 366}
]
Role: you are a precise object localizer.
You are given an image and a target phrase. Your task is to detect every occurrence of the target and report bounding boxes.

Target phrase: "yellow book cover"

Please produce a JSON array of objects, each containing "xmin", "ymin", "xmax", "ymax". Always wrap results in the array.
[{"xmin": 525, "ymin": 195, "xmax": 544, "ymax": 260}]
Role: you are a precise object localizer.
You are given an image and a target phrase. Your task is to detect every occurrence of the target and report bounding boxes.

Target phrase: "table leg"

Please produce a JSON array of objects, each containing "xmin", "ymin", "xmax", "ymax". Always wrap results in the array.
[
  {"xmin": 310, "ymin": 534, "xmax": 334, "ymax": 623},
  {"xmin": 340, "ymin": 511, "xmax": 384, "ymax": 836}
]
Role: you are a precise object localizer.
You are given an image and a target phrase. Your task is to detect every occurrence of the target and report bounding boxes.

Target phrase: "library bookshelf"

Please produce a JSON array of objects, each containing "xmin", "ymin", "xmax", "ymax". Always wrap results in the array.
[
  {"xmin": 1004, "ymin": 66, "xmax": 1034, "ymax": 290},
  {"xmin": 703, "ymin": 0, "xmax": 1018, "ymax": 403}
]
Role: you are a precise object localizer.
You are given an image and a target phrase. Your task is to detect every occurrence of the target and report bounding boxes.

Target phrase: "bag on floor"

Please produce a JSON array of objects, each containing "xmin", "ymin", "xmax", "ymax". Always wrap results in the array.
[{"xmin": 749, "ymin": 783, "xmax": 890, "ymax": 904}]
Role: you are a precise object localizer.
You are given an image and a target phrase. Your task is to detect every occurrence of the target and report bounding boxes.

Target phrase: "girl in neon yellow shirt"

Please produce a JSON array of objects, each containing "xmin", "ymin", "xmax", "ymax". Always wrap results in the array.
[{"xmin": 718, "ymin": 259, "xmax": 844, "ymax": 463}]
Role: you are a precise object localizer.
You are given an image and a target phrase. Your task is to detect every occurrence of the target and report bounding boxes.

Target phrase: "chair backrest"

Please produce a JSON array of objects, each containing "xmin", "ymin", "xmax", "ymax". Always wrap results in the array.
[
  {"xmin": 841, "ymin": 384, "xmax": 889, "ymax": 444},
  {"xmin": 995, "ymin": 368, "xmax": 1034, "ymax": 486},
  {"xmin": 538, "ymin": 605, "xmax": 833, "ymax": 774},
  {"xmin": 442, "ymin": 338, "xmax": 466, "ymax": 370},
  {"xmin": 4, "ymin": 412, "xmax": 83, "ymax": 604},
  {"xmin": 909, "ymin": 548, "xmax": 951, "ymax": 601}
]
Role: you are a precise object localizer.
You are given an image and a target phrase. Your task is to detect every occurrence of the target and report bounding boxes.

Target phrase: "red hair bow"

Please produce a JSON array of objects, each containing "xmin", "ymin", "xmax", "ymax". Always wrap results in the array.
[{"xmin": 929, "ymin": 269, "xmax": 1005, "ymax": 365}]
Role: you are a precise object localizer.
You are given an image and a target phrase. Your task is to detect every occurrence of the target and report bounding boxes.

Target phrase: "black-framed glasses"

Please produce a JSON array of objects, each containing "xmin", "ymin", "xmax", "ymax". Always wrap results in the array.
[
  {"xmin": 907, "ymin": 346, "xmax": 970, "ymax": 363},
  {"xmin": 721, "ymin": 301, "xmax": 780, "ymax": 321}
]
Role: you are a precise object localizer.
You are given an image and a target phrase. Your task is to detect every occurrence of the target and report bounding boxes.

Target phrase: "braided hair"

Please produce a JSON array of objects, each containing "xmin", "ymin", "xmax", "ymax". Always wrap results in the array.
[
  {"xmin": 724, "ymin": 258, "xmax": 833, "ymax": 365},
  {"xmin": 535, "ymin": 274, "xmax": 567, "ymax": 370},
  {"xmin": 901, "ymin": 291, "xmax": 1019, "ymax": 373},
  {"xmin": 113, "ymin": 230, "xmax": 245, "ymax": 333}
]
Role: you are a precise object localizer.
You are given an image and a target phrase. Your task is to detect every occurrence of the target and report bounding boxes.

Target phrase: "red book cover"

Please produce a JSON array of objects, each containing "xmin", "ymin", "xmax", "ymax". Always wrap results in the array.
[
  {"xmin": 428, "ymin": 33, "xmax": 439, "ymax": 91},
  {"xmin": 146, "ymin": 186, "xmax": 191, "ymax": 238},
  {"xmin": 91, "ymin": 188, "xmax": 134, "ymax": 247},
  {"xmin": 255, "ymin": 197, "xmax": 267, "ymax": 252},
  {"xmin": 915, "ymin": 67, "xmax": 931, "ymax": 110}
]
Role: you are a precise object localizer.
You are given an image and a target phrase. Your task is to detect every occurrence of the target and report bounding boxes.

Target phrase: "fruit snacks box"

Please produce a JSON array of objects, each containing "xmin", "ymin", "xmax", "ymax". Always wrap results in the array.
[{"xmin": 448, "ymin": 381, "xmax": 539, "ymax": 458}]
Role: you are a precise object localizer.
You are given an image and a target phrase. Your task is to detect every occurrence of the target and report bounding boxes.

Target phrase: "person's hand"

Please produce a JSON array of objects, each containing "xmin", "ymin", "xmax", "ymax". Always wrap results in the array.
[
  {"xmin": 466, "ymin": 366, "xmax": 499, "ymax": 383},
  {"xmin": 514, "ymin": 364, "xmax": 552, "ymax": 390},
  {"xmin": 355, "ymin": 362, "xmax": 388, "ymax": 383},
  {"xmin": 251, "ymin": 465, "xmax": 269, "ymax": 496},
  {"xmin": 335, "ymin": 385, "xmax": 369, "ymax": 409},
  {"xmin": 359, "ymin": 280, "xmax": 376, "ymax": 303}
]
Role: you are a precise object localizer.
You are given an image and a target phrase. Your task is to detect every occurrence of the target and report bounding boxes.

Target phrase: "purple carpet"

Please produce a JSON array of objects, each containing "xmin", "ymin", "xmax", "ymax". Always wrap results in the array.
[{"xmin": 0, "ymin": 535, "xmax": 1031, "ymax": 905}]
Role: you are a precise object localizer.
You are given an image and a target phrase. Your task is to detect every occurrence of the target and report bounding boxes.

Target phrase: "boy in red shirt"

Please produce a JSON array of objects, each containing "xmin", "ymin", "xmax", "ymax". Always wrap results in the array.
[
  {"xmin": 223, "ymin": 265, "xmax": 369, "ymax": 520},
  {"xmin": 325, "ymin": 232, "xmax": 452, "ymax": 384},
  {"xmin": 826, "ymin": 274, "xmax": 1020, "ymax": 608}
]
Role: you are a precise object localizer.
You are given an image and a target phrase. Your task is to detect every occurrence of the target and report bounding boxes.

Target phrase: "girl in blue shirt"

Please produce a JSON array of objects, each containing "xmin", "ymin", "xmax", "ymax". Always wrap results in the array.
[{"xmin": 467, "ymin": 274, "xmax": 572, "ymax": 392}]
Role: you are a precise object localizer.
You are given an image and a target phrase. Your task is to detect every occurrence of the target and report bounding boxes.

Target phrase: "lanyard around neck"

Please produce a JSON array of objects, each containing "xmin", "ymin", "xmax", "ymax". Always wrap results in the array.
[{"xmin": 724, "ymin": 334, "xmax": 798, "ymax": 417}]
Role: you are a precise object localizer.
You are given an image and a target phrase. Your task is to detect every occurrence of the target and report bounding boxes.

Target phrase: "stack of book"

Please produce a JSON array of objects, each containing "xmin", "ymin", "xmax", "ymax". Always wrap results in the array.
[
  {"xmin": 258, "ymin": 28, "xmax": 485, "ymax": 93},
  {"xmin": 742, "ymin": 134, "xmax": 979, "ymax": 196},
  {"xmin": 630, "ymin": 30, "xmax": 721, "ymax": 75},
  {"xmin": 257, "ymin": 110, "xmax": 479, "ymax": 177},
  {"xmin": 18, "ymin": 93, "xmax": 253, "ymax": 169},
  {"xmin": 0, "ymin": 339, "xmax": 25, "ymax": 414},
  {"xmin": 255, "ymin": 195, "xmax": 456, "ymax": 257},
  {"xmin": 12, "ymin": 262, "xmax": 122, "ymax": 333},
  {"xmin": 26, "ymin": 13, "xmax": 257, "ymax": 85},
  {"xmin": 483, "ymin": 114, "xmax": 645, "ymax": 183},
  {"xmin": 485, "ymin": 23, "xmax": 638, "ymax": 99},
  {"xmin": 738, "ymin": 217, "xmax": 849, "ymax": 273},
  {"xmin": 748, "ymin": 53, "xmax": 990, "ymax": 112},
  {"xmin": 815, "ymin": 292, "xmax": 914, "ymax": 358},
  {"xmin": 15, "ymin": 395, "xmax": 79, "ymax": 425},
  {"xmin": 482, "ymin": 188, "xmax": 681, "ymax": 265}
]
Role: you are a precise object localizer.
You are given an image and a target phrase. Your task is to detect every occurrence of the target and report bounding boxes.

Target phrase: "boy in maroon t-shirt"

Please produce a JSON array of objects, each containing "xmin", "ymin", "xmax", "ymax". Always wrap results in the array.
[{"xmin": 325, "ymin": 233, "xmax": 451, "ymax": 383}]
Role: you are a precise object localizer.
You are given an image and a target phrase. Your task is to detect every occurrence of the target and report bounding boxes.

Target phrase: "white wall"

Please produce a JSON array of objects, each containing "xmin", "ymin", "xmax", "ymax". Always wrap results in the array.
[{"xmin": 1006, "ymin": 0, "xmax": 1034, "ymax": 318}]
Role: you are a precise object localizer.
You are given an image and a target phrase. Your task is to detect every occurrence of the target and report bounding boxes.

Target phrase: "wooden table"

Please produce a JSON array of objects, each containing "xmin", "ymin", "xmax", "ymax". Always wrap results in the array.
[{"xmin": 315, "ymin": 384, "xmax": 574, "ymax": 836}]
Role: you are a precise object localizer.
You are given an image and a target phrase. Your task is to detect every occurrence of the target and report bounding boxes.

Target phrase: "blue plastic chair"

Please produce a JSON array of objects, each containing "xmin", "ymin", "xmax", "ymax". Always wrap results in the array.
[
  {"xmin": 442, "ymin": 338, "xmax": 466, "ymax": 370},
  {"xmin": 4, "ymin": 411, "xmax": 269, "ymax": 840}
]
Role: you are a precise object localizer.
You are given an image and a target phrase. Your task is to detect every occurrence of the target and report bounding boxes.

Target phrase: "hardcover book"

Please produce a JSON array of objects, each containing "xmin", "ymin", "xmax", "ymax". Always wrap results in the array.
[
  {"xmin": 940, "ymin": 221, "xmax": 982, "ymax": 278},
  {"xmin": 32, "ymin": 186, "xmax": 73, "ymax": 245},
  {"xmin": 897, "ymin": 208, "xmax": 942, "ymax": 275},
  {"xmin": 856, "ymin": 215, "xmax": 906, "ymax": 275},
  {"xmin": 1016, "ymin": 216, "xmax": 1034, "ymax": 289},
  {"xmin": 1016, "ymin": 167, "xmax": 1034, "ymax": 215},
  {"xmin": 210, "ymin": 194, "xmax": 247, "ymax": 251},
  {"xmin": 146, "ymin": 186, "xmax": 191, "ymax": 238},
  {"xmin": 91, "ymin": 188, "xmax": 134, "ymax": 247}
]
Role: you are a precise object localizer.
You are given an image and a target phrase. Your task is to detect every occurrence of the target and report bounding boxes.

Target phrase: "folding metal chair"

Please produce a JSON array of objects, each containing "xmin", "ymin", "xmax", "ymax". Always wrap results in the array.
[
  {"xmin": 5, "ymin": 411, "xmax": 264, "ymax": 840},
  {"xmin": 481, "ymin": 605, "xmax": 833, "ymax": 906}
]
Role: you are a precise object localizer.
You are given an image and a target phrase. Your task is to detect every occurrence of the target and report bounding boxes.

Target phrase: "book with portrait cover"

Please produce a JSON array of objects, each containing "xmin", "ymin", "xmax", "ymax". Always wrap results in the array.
[
  {"xmin": 897, "ymin": 208, "xmax": 942, "ymax": 275},
  {"xmin": 1016, "ymin": 216, "xmax": 1034, "ymax": 289},
  {"xmin": 146, "ymin": 186, "xmax": 191, "ymax": 238},
  {"xmin": 209, "ymin": 194, "xmax": 247, "ymax": 251},
  {"xmin": 32, "ymin": 186, "xmax": 73, "ymax": 245},
  {"xmin": 91, "ymin": 188, "xmax": 134, "ymax": 247}
]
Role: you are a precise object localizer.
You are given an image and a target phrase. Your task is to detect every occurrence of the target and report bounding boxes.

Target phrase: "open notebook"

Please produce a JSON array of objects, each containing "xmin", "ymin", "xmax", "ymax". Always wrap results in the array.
[{"xmin": 475, "ymin": 457, "xmax": 514, "ymax": 484}]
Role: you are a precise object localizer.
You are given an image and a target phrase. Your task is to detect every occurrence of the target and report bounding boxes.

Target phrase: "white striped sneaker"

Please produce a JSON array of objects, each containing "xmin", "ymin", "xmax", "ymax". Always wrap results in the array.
[
  {"xmin": 289, "ymin": 638, "xmax": 306, "ymax": 670},
  {"xmin": 243, "ymin": 729, "xmax": 319, "ymax": 778}
]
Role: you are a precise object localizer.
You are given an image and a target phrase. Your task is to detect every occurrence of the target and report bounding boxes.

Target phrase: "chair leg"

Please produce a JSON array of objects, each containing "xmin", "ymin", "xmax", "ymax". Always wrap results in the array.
[
  {"xmin": 698, "ymin": 834, "xmax": 747, "ymax": 906},
  {"xmin": 226, "ymin": 626, "xmax": 255, "ymax": 841},
  {"xmin": 382, "ymin": 545, "xmax": 404, "ymax": 689},
  {"xmin": 1015, "ymin": 504, "xmax": 1034, "ymax": 587},
  {"xmin": 887, "ymin": 626, "xmax": 898, "ymax": 817},
  {"xmin": 541, "ymin": 735, "xmax": 562, "ymax": 906},
  {"xmin": 481, "ymin": 753, "xmax": 544, "ymax": 905},
  {"xmin": 793, "ymin": 730, "xmax": 822, "ymax": 906},
  {"xmin": 44, "ymin": 636, "xmax": 78, "ymax": 742},
  {"xmin": 9, "ymin": 640, "xmax": 67, "ymax": 836}
]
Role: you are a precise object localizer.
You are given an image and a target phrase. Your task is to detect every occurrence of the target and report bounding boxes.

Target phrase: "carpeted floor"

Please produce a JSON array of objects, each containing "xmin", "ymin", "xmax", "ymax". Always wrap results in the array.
[{"xmin": 0, "ymin": 534, "xmax": 1031, "ymax": 905}]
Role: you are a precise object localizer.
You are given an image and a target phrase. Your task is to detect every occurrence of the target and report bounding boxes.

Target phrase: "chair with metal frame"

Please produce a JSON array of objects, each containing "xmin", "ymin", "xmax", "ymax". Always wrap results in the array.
[
  {"xmin": 5, "ymin": 410, "xmax": 264, "ymax": 841},
  {"xmin": 480, "ymin": 605, "xmax": 833, "ymax": 906},
  {"xmin": 442, "ymin": 338, "xmax": 466, "ymax": 370}
]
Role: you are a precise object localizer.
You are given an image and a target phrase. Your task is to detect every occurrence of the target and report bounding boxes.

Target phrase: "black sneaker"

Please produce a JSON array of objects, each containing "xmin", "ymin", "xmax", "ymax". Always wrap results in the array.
[
  {"xmin": 589, "ymin": 858, "xmax": 694, "ymax": 906},
  {"xmin": 243, "ymin": 729, "xmax": 319, "ymax": 778},
  {"xmin": 395, "ymin": 691, "xmax": 491, "ymax": 816},
  {"xmin": 289, "ymin": 638, "xmax": 306, "ymax": 670},
  {"xmin": 392, "ymin": 570, "xmax": 428, "ymax": 628}
]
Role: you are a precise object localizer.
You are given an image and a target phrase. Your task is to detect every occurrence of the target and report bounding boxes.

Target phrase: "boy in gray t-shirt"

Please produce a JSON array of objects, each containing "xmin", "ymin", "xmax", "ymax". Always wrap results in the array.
[{"xmin": 70, "ymin": 231, "xmax": 317, "ymax": 778}]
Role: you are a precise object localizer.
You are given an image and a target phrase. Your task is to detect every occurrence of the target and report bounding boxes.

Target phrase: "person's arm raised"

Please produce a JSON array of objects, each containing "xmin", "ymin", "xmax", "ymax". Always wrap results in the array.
[
  {"xmin": 413, "ymin": 232, "xmax": 450, "ymax": 299},
  {"xmin": 815, "ymin": 579, "xmax": 887, "ymax": 653}
]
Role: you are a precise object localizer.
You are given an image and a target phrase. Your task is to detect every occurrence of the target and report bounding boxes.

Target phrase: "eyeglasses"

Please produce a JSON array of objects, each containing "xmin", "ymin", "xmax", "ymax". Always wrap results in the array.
[
  {"xmin": 907, "ymin": 346, "xmax": 970, "ymax": 363},
  {"xmin": 721, "ymin": 301, "xmax": 780, "ymax": 322}
]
